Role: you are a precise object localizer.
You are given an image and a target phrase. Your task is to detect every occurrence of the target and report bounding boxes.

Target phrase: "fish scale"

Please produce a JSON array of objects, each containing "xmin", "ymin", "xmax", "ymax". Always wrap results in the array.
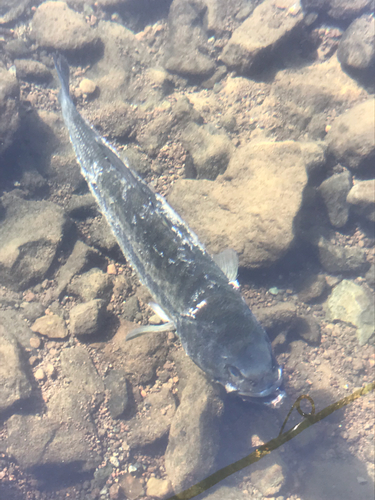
[{"xmin": 54, "ymin": 54, "xmax": 285, "ymax": 406}]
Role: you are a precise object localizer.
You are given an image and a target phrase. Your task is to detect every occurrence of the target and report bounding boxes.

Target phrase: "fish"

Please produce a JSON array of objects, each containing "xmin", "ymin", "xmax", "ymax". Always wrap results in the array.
[{"xmin": 54, "ymin": 54, "xmax": 285, "ymax": 407}]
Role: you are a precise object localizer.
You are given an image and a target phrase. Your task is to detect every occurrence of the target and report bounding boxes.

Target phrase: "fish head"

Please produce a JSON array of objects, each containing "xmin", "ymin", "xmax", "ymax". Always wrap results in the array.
[
  {"xmin": 178, "ymin": 308, "xmax": 285, "ymax": 407},
  {"xmin": 222, "ymin": 342, "xmax": 285, "ymax": 407}
]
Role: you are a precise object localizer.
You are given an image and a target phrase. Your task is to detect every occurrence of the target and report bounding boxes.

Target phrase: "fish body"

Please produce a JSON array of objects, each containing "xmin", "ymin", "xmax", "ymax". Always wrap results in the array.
[{"xmin": 54, "ymin": 55, "xmax": 284, "ymax": 406}]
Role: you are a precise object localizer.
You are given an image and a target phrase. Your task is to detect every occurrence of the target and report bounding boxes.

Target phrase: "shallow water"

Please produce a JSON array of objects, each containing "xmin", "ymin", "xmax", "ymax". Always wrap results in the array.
[{"xmin": 0, "ymin": 1, "xmax": 374, "ymax": 499}]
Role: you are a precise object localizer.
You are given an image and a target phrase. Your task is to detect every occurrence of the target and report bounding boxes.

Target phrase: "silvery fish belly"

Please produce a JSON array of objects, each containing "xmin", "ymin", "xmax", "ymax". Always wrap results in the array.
[{"xmin": 54, "ymin": 54, "xmax": 285, "ymax": 407}]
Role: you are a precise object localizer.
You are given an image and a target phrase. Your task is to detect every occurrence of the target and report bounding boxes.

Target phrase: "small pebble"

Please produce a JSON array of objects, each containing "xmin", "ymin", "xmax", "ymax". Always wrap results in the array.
[
  {"xmin": 79, "ymin": 78, "xmax": 97, "ymax": 95},
  {"xmin": 30, "ymin": 337, "xmax": 41, "ymax": 349},
  {"xmin": 34, "ymin": 368, "xmax": 45, "ymax": 380},
  {"xmin": 109, "ymin": 456, "xmax": 120, "ymax": 468},
  {"xmin": 107, "ymin": 263, "xmax": 117, "ymax": 275},
  {"xmin": 45, "ymin": 363, "xmax": 55, "ymax": 377}
]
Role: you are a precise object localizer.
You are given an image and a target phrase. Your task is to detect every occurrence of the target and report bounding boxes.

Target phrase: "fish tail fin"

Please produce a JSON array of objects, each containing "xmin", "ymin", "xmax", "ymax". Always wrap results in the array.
[{"xmin": 53, "ymin": 53, "xmax": 71, "ymax": 98}]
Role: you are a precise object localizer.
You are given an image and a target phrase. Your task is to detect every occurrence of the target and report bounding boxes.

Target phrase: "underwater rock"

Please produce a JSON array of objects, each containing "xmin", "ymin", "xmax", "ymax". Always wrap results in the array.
[
  {"xmin": 69, "ymin": 299, "xmax": 107, "ymax": 336},
  {"xmin": 0, "ymin": 64, "xmax": 19, "ymax": 156},
  {"xmin": 31, "ymin": 313, "xmax": 68, "ymax": 340},
  {"xmin": 54, "ymin": 240, "xmax": 100, "ymax": 299},
  {"xmin": 0, "ymin": 0, "xmax": 31, "ymax": 24},
  {"xmin": 181, "ymin": 123, "xmax": 233, "ymax": 180},
  {"xmin": 104, "ymin": 369, "xmax": 131, "ymax": 419},
  {"xmin": 337, "ymin": 15, "xmax": 375, "ymax": 72},
  {"xmin": 0, "ymin": 198, "xmax": 69, "ymax": 291},
  {"xmin": 220, "ymin": 0, "xmax": 304, "ymax": 74},
  {"xmin": 0, "ymin": 309, "xmax": 35, "ymax": 348},
  {"xmin": 67, "ymin": 267, "xmax": 113, "ymax": 305},
  {"xmin": 347, "ymin": 180, "xmax": 375, "ymax": 222},
  {"xmin": 319, "ymin": 170, "xmax": 352, "ymax": 228},
  {"xmin": 165, "ymin": 352, "xmax": 223, "ymax": 492},
  {"xmin": 325, "ymin": 279, "xmax": 374, "ymax": 345},
  {"xmin": 146, "ymin": 477, "xmax": 173, "ymax": 499},
  {"xmin": 125, "ymin": 385, "xmax": 176, "ymax": 449},
  {"xmin": 60, "ymin": 345, "xmax": 105, "ymax": 399},
  {"xmin": 164, "ymin": 0, "xmax": 215, "ymax": 78},
  {"xmin": 31, "ymin": 1, "xmax": 99, "ymax": 52},
  {"xmin": 0, "ymin": 327, "xmax": 32, "ymax": 413},
  {"xmin": 297, "ymin": 273, "xmax": 327, "ymax": 303},
  {"xmin": 326, "ymin": 98, "xmax": 375, "ymax": 172},
  {"xmin": 168, "ymin": 141, "xmax": 308, "ymax": 268},
  {"xmin": 13, "ymin": 59, "xmax": 52, "ymax": 83},
  {"xmin": 104, "ymin": 321, "xmax": 169, "ymax": 385},
  {"xmin": 7, "ymin": 411, "xmax": 101, "ymax": 475},
  {"xmin": 317, "ymin": 237, "xmax": 368, "ymax": 275},
  {"xmin": 302, "ymin": 0, "xmax": 374, "ymax": 21}
]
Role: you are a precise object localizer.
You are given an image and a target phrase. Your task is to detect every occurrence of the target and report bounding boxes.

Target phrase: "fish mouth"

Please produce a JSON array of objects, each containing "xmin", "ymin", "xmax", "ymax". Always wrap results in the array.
[{"xmin": 238, "ymin": 367, "xmax": 286, "ymax": 407}]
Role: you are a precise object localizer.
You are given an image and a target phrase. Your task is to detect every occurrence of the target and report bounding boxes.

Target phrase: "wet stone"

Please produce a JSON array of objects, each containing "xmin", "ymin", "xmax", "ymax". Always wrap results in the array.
[
  {"xmin": 325, "ymin": 279, "xmax": 374, "ymax": 345},
  {"xmin": 146, "ymin": 477, "xmax": 173, "ymax": 499},
  {"xmin": 319, "ymin": 170, "xmax": 351, "ymax": 228},
  {"xmin": 165, "ymin": 352, "xmax": 224, "ymax": 492},
  {"xmin": 14, "ymin": 59, "xmax": 52, "ymax": 83},
  {"xmin": 297, "ymin": 273, "xmax": 327, "ymax": 303},
  {"xmin": 60, "ymin": 345, "xmax": 105, "ymax": 399},
  {"xmin": 347, "ymin": 180, "xmax": 375, "ymax": 222},
  {"xmin": 118, "ymin": 473, "xmax": 144, "ymax": 500},
  {"xmin": 326, "ymin": 98, "xmax": 375, "ymax": 172},
  {"xmin": 31, "ymin": 1, "xmax": 99, "ymax": 53},
  {"xmin": 181, "ymin": 123, "xmax": 233, "ymax": 180},
  {"xmin": 0, "ymin": 199, "xmax": 69, "ymax": 291},
  {"xmin": 122, "ymin": 295, "xmax": 140, "ymax": 322},
  {"xmin": 31, "ymin": 313, "xmax": 68, "ymax": 339},
  {"xmin": 104, "ymin": 369, "xmax": 130, "ymax": 419},
  {"xmin": 317, "ymin": 238, "xmax": 368, "ymax": 275},
  {"xmin": 68, "ymin": 267, "xmax": 113, "ymax": 304},
  {"xmin": 337, "ymin": 15, "xmax": 375, "ymax": 72},
  {"xmin": 0, "ymin": 64, "xmax": 20, "ymax": 155},
  {"xmin": 69, "ymin": 298, "xmax": 107, "ymax": 336},
  {"xmin": 0, "ymin": 326, "xmax": 32, "ymax": 413},
  {"xmin": 0, "ymin": 309, "xmax": 35, "ymax": 349},
  {"xmin": 220, "ymin": 0, "xmax": 304, "ymax": 74}
]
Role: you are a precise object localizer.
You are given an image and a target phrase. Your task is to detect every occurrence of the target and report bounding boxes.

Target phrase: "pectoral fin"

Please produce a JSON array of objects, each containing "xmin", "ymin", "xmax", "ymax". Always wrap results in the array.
[
  {"xmin": 126, "ymin": 321, "xmax": 175, "ymax": 341},
  {"xmin": 212, "ymin": 248, "xmax": 239, "ymax": 283}
]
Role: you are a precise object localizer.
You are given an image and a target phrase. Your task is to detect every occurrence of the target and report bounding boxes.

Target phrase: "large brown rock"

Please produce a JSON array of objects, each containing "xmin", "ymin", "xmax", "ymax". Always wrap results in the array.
[
  {"xmin": 326, "ymin": 98, "xmax": 375, "ymax": 171},
  {"xmin": 31, "ymin": 1, "xmax": 99, "ymax": 52},
  {"xmin": 220, "ymin": 0, "xmax": 304, "ymax": 74},
  {"xmin": 168, "ymin": 141, "xmax": 308, "ymax": 268}
]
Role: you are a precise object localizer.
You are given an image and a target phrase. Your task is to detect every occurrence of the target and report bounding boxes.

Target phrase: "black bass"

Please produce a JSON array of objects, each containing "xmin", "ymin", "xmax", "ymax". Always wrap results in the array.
[{"xmin": 54, "ymin": 54, "xmax": 285, "ymax": 406}]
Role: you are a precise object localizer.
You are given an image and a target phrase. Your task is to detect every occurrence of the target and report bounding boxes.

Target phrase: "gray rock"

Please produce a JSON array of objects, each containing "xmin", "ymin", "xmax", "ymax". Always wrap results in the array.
[
  {"xmin": 164, "ymin": 0, "xmax": 215, "ymax": 78},
  {"xmin": 122, "ymin": 295, "xmax": 140, "ymax": 322},
  {"xmin": 104, "ymin": 370, "xmax": 130, "ymax": 419},
  {"xmin": 365, "ymin": 263, "xmax": 375, "ymax": 289},
  {"xmin": 126, "ymin": 385, "xmax": 176, "ymax": 449},
  {"xmin": 326, "ymin": 98, "xmax": 375, "ymax": 171},
  {"xmin": 69, "ymin": 299, "xmax": 107, "ymax": 336},
  {"xmin": 318, "ymin": 238, "xmax": 368, "ymax": 274},
  {"xmin": 319, "ymin": 170, "xmax": 352, "ymax": 227},
  {"xmin": 104, "ymin": 321, "xmax": 169, "ymax": 385},
  {"xmin": 54, "ymin": 240, "xmax": 100, "ymax": 299},
  {"xmin": 220, "ymin": 0, "xmax": 304, "ymax": 74},
  {"xmin": 0, "ymin": 309, "xmax": 35, "ymax": 349},
  {"xmin": 165, "ymin": 353, "xmax": 224, "ymax": 492},
  {"xmin": 31, "ymin": 1, "xmax": 99, "ymax": 52},
  {"xmin": 250, "ymin": 454, "xmax": 286, "ymax": 497},
  {"xmin": 0, "ymin": 64, "xmax": 19, "ymax": 155},
  {"xmin": 255, "ymin": 302, "xmax": 297, "ymax": 339},
  {"xmin": 297, "ymin": 273, "xmax": 327, "ymax": 303},
  {"xmin": 338, "ymin": 15, "xmax": 375, "ymax": 71},
  {"xmin": 168, "ymin": 141, "xmax": 308, "ymax": 268},
  {"xmin": 300, "ymin": 142, "xmax": 327, "ymax": 178},
  {"xmin": 60, "ymin": 345, "xmax": 105, "ymax": 399},
  {"xmin": 65, "ymin": 193, "xmax": 97, "ymax": 219},
  {"xmin": 181, "ymin": 123, "xmax": 233, "ymax": 180},
  {"xmin": 68, "ymin": 268, "xmax": 113, "ymax": 304},
  {"xmin": 31, "ymin": 313, "xmax": 68, "ymax": 339},
  {"xmin": 0, "ymin": 198, "xmax": 69, "ymax": 291},
  {"xmin": 0, "ymin": 327, "xmax": 32, "ymax": 413},
  {"xmin": 19, "ymin": 301, "xmax": 45, "ymax": 323},
  {"xmin": 0, "ymin": 0, "xmax": 31, "ymax": 24},
  {"xmin": 6, "ymin": 413, "xmax": 101, "ymax": 474},
  {"xmin": 325, "ymin": 279, "xmax": 374, "ymax": 345},
  {"xmin": 86, "ymin": 215, "xmax": 119, "ymax": 253},
  {"xmin": 302, "ymin": 0, "xmax": 374, "ymax": 21},
  {"xmin": 347, "ymin": 180, "xmax": 375, "ymax": 222},
  {"xmin": 295, "ymin": 315, "xmax": 321, "ymax": 345},
  {"xmin": 14, "ymin": 59, "xmax": 52, "ymax": 83}
]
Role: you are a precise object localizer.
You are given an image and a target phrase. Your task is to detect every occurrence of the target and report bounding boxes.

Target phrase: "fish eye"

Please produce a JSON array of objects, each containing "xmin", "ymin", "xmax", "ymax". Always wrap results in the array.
[{"xmin": 227, "ymin": 365, "xmax": 242, "ymax": 379}]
